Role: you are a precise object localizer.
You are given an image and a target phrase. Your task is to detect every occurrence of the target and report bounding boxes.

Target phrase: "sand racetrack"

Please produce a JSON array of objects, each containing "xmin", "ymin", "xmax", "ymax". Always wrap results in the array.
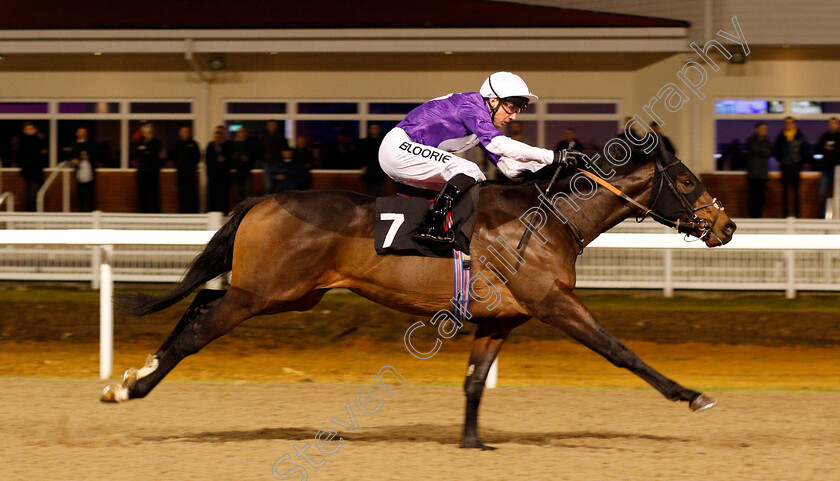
[
  {"xmin": 2, "ymin": 378, "xmax": 839, "ymax": 481},
  {"xmin": 1, "ymin": 287, "xmax": 839, "ymax": 480}
]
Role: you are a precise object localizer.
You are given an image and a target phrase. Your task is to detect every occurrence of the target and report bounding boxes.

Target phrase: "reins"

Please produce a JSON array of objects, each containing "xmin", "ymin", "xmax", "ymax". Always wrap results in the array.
[
  {"xmin": 576, "ymin": 165, "xmax": 725, "ymax": 244},
  {"xmin": 517, "ymin": 149, "xmax": 726, "ymax": 253}
]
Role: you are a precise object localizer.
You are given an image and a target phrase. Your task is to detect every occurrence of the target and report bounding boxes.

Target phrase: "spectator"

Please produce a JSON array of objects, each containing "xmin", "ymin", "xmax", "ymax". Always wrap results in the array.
[
  {"xmin": 746, "ymin": 123, "xmax": 772, "ymax": 218},
  {"xmin": 131, "ymin": 122, "xmax": 163, "ymax": 213},
  {"xmin": 554, "ymin": 127, "xmax": 580, "ymax": 153},
  {"xmin": 68, "ymin": 126, "xmax": 96, "ymax": 212},
  {"xmin": 273, "ymin": 146, "xmax": 311, "ymax": 194},
  {"xmin": 507, "ymin": 120, "xmax": 530, "ymax": 144},
  {"xmin": 774, "ymin": 116, "xmax": 810, "ymax": 217},
  {"xmin": 650, "ymin": 122, "xmax": 676, "ymax": 155},
  {"xmin": 617, "ymin": 116, "xmax": 641, "ymax": 142},
  {"xmin": 260, "ymin": 120, "xmax": 289, "ymax": 193},
  {"xmin": 169, "ymin": 126, "xmax": 200, "ymax": 213},
  {"xmin": 231, "ymin": 127, "xmax": 256, "ymax": 201},
  {"xmin": 358, "ymin": 123, "xmax": 386, "ymax": 196},
  {"xmin": 18, "ymin": 122, "xmax": 48, "ymax": 211},
  {"xmin": 206, "ymin": 126, "xmax": 233, "ymax": 214},
  {"xmin": 293, "ymin": 135, "xmax": 316, "ymax": 172},
  {"xmin": 323, "ymin": 132, "xmax": 359, "ymax": 169},
  {"xmin": 718, "ymin": 140, "xmax": 747, "ymax": 171},
  {"xmin": 816, "ymin": 117, "xmax": 840, "ymax": 218}
]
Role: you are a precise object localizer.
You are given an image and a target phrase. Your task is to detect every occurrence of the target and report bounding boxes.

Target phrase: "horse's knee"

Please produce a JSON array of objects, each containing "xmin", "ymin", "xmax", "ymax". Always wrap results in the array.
[{"xmin": 464, "ymin": 373, "xmax": 485, "ymax": 400}]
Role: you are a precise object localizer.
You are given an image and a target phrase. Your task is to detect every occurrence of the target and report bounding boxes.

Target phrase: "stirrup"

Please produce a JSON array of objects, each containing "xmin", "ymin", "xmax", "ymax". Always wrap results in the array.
[{"xmin": 413, "ymin": 226, "xmax": 457, "ymax": 248}]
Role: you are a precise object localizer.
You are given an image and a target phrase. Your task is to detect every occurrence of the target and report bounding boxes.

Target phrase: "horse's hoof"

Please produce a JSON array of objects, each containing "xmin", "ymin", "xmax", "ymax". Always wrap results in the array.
[
  {"xmin": 99, "ymin": 383, "xmax": 129, "ymax": 403},
  {"xmin": 461, "ymin": 439, "xmax": 497, "ymax": 451},
  {"xmin": 690, "ymin": 393, "xmax": 716, "ymax": 412}
]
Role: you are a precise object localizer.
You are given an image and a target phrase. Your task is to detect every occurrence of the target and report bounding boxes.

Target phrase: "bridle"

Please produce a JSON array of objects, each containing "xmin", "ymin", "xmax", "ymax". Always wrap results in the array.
[
  {"xmin": 646, "ymin": 150, "xmax": 725, "ymax": 243},
  {"xmin": 578, "ymin": 148, "xmax": 726, "ymax": 244}
]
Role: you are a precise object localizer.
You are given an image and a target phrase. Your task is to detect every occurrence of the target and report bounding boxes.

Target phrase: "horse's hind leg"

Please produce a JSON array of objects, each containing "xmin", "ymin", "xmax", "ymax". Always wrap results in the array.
[
  {"xmin": 461, "ymin": 318, "xmax": 527, "ymax": 450},
  {"xmin": 101, "ymin": 286, "xmax": 269, "ymax": 402},
  {"xmin": 530, "ymin": 282, "xmax": 715, "ymax": 411}
]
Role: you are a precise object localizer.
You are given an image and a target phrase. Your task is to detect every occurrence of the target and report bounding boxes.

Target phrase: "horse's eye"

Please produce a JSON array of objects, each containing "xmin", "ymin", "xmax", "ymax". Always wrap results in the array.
[{"xmin": 683, "ymin": 179, "xmax": 693, "ymax": 186}]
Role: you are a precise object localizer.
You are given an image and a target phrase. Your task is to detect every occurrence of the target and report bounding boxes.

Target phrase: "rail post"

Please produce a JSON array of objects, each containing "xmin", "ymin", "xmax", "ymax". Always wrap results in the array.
[
  {"xmin": 785, "ymin": 217, "xmax": 796, "ymax": 299},
  {"xmin": 663, "ymin": 227, "xmax": 674, "ymax": 297},
  {"xmin": 834, "ymin": 164, "xmax": 840, "ymax": 220},
  {"xmin": 486, "ymin": 358, "xmax": 498, "ymax": 389},
  {"xmin": 99, "ymin": 244, "xmax": 114, "ymax": 379},
  {"xmin": 206, "ymin": 211, "xmax": 224, "ymax": 289},
  {"xmin": 91, "ymin": 210, "xmax": 102, "ymax": 290}
]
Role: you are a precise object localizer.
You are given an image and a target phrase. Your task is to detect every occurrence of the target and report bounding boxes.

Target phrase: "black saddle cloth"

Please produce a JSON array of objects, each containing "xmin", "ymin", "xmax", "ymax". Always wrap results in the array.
[{"xmin": 374, "ymin": 187, "xmax": 478, "ymax": 258}]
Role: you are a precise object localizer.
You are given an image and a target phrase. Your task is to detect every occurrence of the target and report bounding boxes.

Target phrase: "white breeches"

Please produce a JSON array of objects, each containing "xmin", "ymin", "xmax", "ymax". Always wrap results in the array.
[{"xmin": 378, "ymin": 127, "xmax": 486, "ymax": 190}]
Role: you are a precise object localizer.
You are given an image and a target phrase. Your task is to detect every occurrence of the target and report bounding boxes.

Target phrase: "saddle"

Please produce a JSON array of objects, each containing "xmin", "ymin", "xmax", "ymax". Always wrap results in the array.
[{"xmin": 374, "ymin": 187, "xmax": 479, "ymax": 258}]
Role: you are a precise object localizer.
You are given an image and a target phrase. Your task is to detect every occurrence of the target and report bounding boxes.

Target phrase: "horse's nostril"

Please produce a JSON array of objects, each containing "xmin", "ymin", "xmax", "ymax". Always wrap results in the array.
[{"xmin": 724, "ymin": 222, "xmax": 737, "ymax": 235}]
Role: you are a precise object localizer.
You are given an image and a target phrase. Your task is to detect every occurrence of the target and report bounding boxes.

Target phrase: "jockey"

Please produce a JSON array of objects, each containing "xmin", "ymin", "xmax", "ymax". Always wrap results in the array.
[{"xmin": 378, "ymin": 71, "xmax": 577, "ymax": 248}]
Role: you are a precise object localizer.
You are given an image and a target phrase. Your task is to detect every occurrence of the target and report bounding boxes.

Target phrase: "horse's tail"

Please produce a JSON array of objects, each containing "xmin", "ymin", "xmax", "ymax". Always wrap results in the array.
[{"xmin": 119, "ymin": 196, "xmax": 267, "ymax": 317}]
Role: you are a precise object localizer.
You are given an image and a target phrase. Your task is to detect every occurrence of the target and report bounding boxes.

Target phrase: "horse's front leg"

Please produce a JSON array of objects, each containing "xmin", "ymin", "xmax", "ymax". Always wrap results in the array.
[
  {"xmin": 528, "ymin": 281, "xmax": 715, "ymax": 411},
  {"xmin": 461, "ymin": 318, "xmax": 527, "ymax": 450}
]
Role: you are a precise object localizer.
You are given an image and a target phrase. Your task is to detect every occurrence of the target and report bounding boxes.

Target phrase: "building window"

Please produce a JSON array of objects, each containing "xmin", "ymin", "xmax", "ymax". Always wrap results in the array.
[
  {"xmin": 221, "ymin": 99, "xmax": 622, "ymax": 170},
  {"xmin": 0, "ymin": 102, "xmax": 49, "ymax": 114},
  {"xmin": 130, "ymin": 102, "xmax": 192, "ymax": 115},
  {"xmin": 714, "ymin": 97, "xmax": 840, "ymax": 172},
  {"xmin": 59, "ymin": 102, "xmax": 120, "ymax": 114},
  {"xmin": 227, "ymin": 102, "xmax": 287, "ymax": 115},
  {"xmin": 58, "ymin": 120, "xmax": 121, "ymax": 168}
]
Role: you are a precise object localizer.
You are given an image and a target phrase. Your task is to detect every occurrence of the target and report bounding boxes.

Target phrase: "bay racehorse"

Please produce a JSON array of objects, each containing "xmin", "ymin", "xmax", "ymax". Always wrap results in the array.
[{"xmin": 102, "ymin": 146, "xmax": 736, "ymax": 450}]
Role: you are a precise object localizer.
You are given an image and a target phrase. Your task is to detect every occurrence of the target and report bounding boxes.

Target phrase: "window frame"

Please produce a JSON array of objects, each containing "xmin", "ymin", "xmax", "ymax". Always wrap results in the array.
[{"xmin": 0, "ymin": 98, "xmax": 195, "ymax": 169}]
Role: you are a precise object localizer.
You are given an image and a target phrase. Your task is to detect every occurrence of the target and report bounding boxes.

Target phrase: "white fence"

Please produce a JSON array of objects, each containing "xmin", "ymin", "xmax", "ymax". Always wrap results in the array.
[
  {"xmin": 2, "ymin": 227, "xmax": 839, "ymax": 381},
  {"xmin": 1, "ymin": 212, "xmax": 839, "ymax": 296},
  {"xmin": 0, "ymin": 211, "xmax": 222, "ymax": 286},
  {"xmin": 578, "ymin": 217, "xmax": 840, "ymax": 297}
]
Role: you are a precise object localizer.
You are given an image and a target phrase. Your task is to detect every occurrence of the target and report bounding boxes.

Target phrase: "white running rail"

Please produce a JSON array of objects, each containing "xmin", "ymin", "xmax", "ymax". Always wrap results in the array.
[
  {"xmin": 0, "ymin": 229, "xmax": 839, "ymax": 380},
  {"xmin": 35, "ymin": 161, "xmax": 72, "ymax": 212}
]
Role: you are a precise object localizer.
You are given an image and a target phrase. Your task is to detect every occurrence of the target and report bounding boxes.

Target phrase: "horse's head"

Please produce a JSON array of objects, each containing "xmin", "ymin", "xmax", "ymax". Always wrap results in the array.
[{"xmin": 646, "ymin": 149, "xmax": 736, "ymax": 247}]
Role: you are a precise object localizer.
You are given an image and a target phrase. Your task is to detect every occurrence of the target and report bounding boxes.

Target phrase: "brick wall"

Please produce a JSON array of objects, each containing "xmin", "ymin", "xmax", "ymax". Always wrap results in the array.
[
  {"xmin": 0, "ymin": 168, "xmax": 828, "ymax": 218},
  {"xmin": 700, "ymin": 172, "xmax": 824, "ymax": 218},
  {"xmin": 0, "ymin": 169, "xmax": 396, "ymax": 213}
]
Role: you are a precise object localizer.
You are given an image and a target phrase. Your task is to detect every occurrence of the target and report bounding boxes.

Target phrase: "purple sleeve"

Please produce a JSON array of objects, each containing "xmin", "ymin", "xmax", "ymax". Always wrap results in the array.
[
  {"xmin": 478, "ymin": 144, "xmax": 501, "ymax": 165},
  {"xmin": 460, "ymin": 94, "xmax": 503, "ymax": 164}
]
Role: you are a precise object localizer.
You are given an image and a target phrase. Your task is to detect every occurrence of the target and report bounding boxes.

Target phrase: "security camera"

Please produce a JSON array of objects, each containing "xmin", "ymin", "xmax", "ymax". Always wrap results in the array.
[
  {"xmin": 729, "ymin": 52, "xmax": 746, "ymax": 64},
  {"xmin": 207, "ymin": 56, "xmax": 226, "ymax": 71}
]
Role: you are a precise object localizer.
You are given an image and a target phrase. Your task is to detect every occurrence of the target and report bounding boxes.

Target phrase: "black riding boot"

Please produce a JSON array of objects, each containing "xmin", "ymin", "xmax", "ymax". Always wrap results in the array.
[{"xmin": 413, "ymin": 174, "xmax": 475, "ymax": 248}]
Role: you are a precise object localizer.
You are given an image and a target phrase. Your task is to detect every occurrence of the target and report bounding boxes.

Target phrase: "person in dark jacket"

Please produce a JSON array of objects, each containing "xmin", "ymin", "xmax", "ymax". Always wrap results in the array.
[
  {"xmin": 358, "ymin": 123, "xmax": 385, "ymax": 196},
  {"xmin": 272, "ymin": 146, "xmax": 311, "ymax": 194},
  {"xmin": 205, "ymin": 126, "xmax": 232, "ymax": 214},
  {"xmin": 746, "ymin": 123, "xmax": 772, "ymax": 218},
  {"xmin": 231, "ymin": 127, "xmax": 256, "ymax": 201},
  {"xmin": 169, "ymin": 125, "xmax": 201, "ymax": 213},
  {"xmin": 18, "ymin": 122, "xmax": 48, "ymax": 212},
  {"xmin": 68, "ymin": 126, "xmax": 96, "ymax": 212},
  {"xmin": 651, "ymin": 122, "xmax": 676, "ymax": 155},
  {"xmin": 323, "ymin": 132, "xmax": 359, "ymax": 169},
  {"xmin": 132, "ymin": 122, "xmax": 164, "ymax": 213},
  {"xmin": 774, "ymin": 116, "xmax": 811, "ymax": 218},
  {"xmin": 260, "ymin": 120, "xmax": 289, "ymax": 194},
  {"xmin": 554, "ymin": 127, "xmax": 580, "ymax": 154},
  {"xmin": 816, "ymin": 117, "xmax": 840, "ymax": 218}
]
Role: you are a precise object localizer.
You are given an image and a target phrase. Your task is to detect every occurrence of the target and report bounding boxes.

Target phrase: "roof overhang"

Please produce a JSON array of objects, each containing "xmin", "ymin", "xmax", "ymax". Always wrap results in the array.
[{"xmin": 0, "ymin": 28, "xmax": 689, "ymax": 54}]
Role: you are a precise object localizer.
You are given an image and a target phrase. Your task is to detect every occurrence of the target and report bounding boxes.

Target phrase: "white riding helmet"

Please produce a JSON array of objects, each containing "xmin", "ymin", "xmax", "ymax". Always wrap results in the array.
[{"xmin": 479, "ymin": 71, "xmax": 539, "ymax": 105}]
